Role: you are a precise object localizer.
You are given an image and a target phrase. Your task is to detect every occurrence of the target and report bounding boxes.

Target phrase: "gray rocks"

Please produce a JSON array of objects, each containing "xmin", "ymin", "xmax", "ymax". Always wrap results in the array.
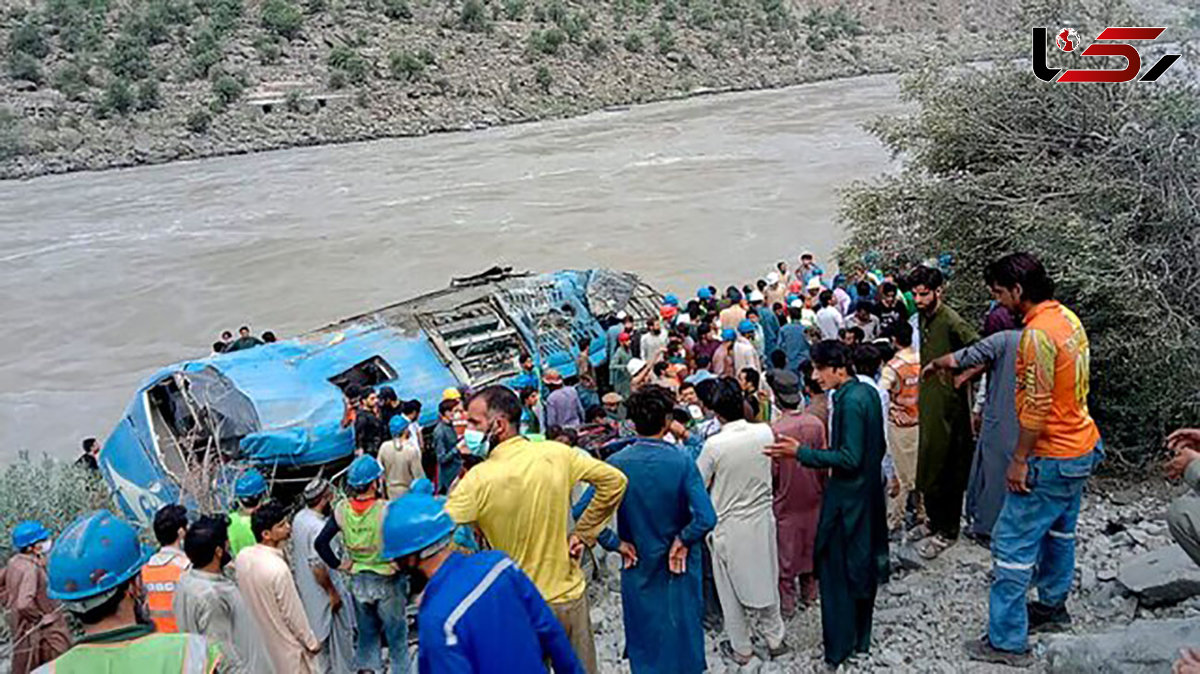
[
  {"xmin": 1118, "ymin": 544, "xmax": 1200, "ymax": 607},
  {"xmin": 1045, "ymin": 617, "xmax": 1200, "ymax": 673}
]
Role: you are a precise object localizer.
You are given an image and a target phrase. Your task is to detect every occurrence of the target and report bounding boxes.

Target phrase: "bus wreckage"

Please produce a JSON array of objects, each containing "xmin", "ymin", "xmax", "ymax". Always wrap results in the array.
[{"xmin": 100, "ymin": 268, "xmax": 662, "ymax": 525}]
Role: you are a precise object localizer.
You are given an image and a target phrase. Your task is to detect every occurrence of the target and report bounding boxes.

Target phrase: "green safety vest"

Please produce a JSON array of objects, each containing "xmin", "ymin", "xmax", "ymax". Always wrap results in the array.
[
  {"xmin": 34, "ymin": 630, "xmax": 220, "ymax": 674},
  {"xmin": 334, "ymin": 498, "xmax": 393, "ymax": 576},
  {"xmin": 227, "ymin": 511, "xmax": 255, "ymax": 558}
]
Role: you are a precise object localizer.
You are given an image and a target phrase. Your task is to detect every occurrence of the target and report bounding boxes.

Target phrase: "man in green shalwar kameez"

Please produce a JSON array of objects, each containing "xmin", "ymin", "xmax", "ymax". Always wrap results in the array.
[
  {"xmin": 910, "ymin": 266, "xmax": 979, "ymax": 559},
  {"xmin": 766, "ymin": 340, "xmax": 889, "ymax": 667}
]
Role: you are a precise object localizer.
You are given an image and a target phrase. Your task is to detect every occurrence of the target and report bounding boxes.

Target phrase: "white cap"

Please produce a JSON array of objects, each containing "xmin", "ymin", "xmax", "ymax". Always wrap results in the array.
[
  {"xmin": 766, "ymin": 271, "xmax": 780, "ymax": 285},
  {"xmin": 749, "ymin": 290, "xmax": 764, "ymax": 303},
  {"xmin": 806, "ymin": 277, "xmax": 823, "ymax": 291},
  {"xmin": 676, "ymin": 314, "xmax": 693, "ymax": 325},
  {"xmin": 616, "ymin": 310, "xmax": 628, "ymax": 320},
  {"xmin": 789, "ymin": 299, "xmax": 805, "ymax": 309},
  {"xmin": 626, "ymin": 358, "xmax": 647, "ymax": 377},
  {"xmin": 799, "ymin": 250, "xmax": 815, "ymax": 261}
]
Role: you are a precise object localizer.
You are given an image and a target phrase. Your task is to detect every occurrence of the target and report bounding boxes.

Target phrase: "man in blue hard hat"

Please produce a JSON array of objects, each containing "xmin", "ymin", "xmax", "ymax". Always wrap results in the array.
[
  {"xmin": 229, "ymin": 469, "xmax": 268, "ymax": 558},
  {"xmin": 315, "ymin": 455, "xmax": 408, "ymax": 674},
  {"xmin": 382, "ymin": 479, "xmax": 584, "ymax": 673},
  {"xmin": 3, "ymin": 520, "xmax": 70, "ymax": 674},
  {"xmin": 38, "ymin": 510, "xmax": 222, "ymax": 673}
]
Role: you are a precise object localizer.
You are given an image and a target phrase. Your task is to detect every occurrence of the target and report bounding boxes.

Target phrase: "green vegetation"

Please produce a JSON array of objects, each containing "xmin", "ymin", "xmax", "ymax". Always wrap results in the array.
[
  {"xmin": 255, "ymin": 35, "xmax": 282, "ymax": 64},
  {"xmin": 623, "ymin": 31, "xmax": 643, "ymax": 53},
  {"xmin": 535, "ymin": 64, "xmax": 551, "ymax": 92},
  {"xmin": 389, "ymin": 49, "xmax": 424, "ymax": 80},
  {"xmin": 651, "ymin": 21, "xmax": 674, "ymax": 54},
  {"xmin": 186, "ymin": 107, "xmax": 212, "ymax": 132},
  {"xmin": 802, "ymin": 5, "xmax": 862, "ymax": 51},
  {"xmin": 97, "ymin": 77, "xmax": 136, "ymax": 116},
  {"xmin": 137, "ymin": 79, "xmax": 161, "ymax": 110},
  {"xmin": 189, "ymin": 27, "xmax": 224, "ymax": 78},
  {"xmin": 0, "ymin": 455, "xmax": 110, "ymax": 560},
  {"xmin": 502, "ymin": 0, "xmax": 526, "ymax": 21},
  {"xmin": 529, "ymin": 27, "xmax": 567, "ymax": 55},
  {"xmin": 53, "ymin": 62, "xmax": 91, "ymax": 100},
  {"xmin": 10, "ymin": 18, "xmax": 50, "ymax": 59},
  {"xmin": 261, "ymin": 0, "xmax": 304, "ymax": 39},
  {"xmin": 7, "ymin": 53, "xmax": 44, "ymax": 83},
  {"xmin": 211, "ymin": 73, "xmax": 244, "ymax": 107},
  {"xmin": 585, "ymin": 35, "xmax": 607, "ymax": 58},
  {"xmin": 329, "ymin": 46, "xmax": 369, "ymax": 84},
  {"xmin": 0, "ymin": 108, "xmax": 25, "ymax": 161},
  {"xmin": 383, "ymin": 0, "xmax": 412, "ymax": 20},
  {"xmin": 459, "ymin": 0, "xmax": 490, "ymax": 32},
  {"xmin": 108, "ymin": 33, "xmax": 152, "ymax": 80},
  {"xmin": 838, "ymin": 64, "xmax": 1200, "ymax": 467}
]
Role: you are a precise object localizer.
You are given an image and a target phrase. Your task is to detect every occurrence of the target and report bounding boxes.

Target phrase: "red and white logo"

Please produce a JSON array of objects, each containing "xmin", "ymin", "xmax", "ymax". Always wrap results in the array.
[{"xmin": 1055, "ymin": 28, "xmax": 1079, "ymax": 52}]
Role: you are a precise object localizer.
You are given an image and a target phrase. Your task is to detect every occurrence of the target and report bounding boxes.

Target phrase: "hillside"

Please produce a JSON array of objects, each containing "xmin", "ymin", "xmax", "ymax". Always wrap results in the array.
[{"xmin": 0, "ymin": 0, "xmax": 1121, "ymax": 178}]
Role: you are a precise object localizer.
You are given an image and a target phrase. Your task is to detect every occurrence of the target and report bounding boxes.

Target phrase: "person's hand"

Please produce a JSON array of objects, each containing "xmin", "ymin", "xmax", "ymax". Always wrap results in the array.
[
  {"xmin": 1166, "ymin": 447, "xmax": 1200, "ymax": 481},
  {"xmin": 921, "ymin": 362, "xmax": 939, "ymax": 380},
  {"xmin": 617, "ymin": 542, "xmax": 638, "ymax": 569},
  {"xmin": 1173, "ymin": 648, "xmax": 1200, "ymax": 674},
  {"xmin": 328, "ymin": 589, "xmax": 343, "ymax": 614},
  {"xmin": 568, "ymin": 534, "xmax": 584, "ymax": 560},
  {"xmin": 888, "ymin": 477, "xmax": 901, "ymax": 498},
  {"xmin": 338, "ymin": 559, "xmax": 353, "ymax": 573},
  {"xmin": 764, "ymin": 435, "xmax": 801, "ymax": 461},
  {"xmin": 1169, "ymin": 429, "xmax": 1200, "ymax": 453},
  {"xmin": 971, "ymin": 411, "xmax": 982, "ymax": 437},
  {"xmin": 668, "ymin": 420, "xmax": 688, "ymax": 439},
  {"xmin": 668, "ymin": 538, "xmax": 688, "ymax": 574},
  {"xmin": 1006, "ymin": 458, "xmax": 1030, "ymax": 494}
]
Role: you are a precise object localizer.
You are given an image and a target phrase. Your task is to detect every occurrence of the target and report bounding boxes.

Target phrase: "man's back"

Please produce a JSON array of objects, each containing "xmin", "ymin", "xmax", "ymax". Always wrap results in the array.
[
  {"xmin": 771, "ymin": 411, "xmax": 827, "ymax": 514},
  {"xmin": 34, "ymin": 628, "xmax": 220, "ymax": 674},
  {"xmin": 379, "ymin": 438, "xmax": 424, "ymax": 498},
  {"xmin": 545, "ymin": 387, "xmax": 583, "ymax": 428},
  {"xmin": 699, "ymin": 420, "xmax": 775, "ymax": 524},
  {"xmin": 1017, "ymin": 300, "xmax": 1100, "ymax": 458},
  {"xmin": 175, "ymin": 568, "xmax": 270, "ymax": 674},
  {"xmin": 816, "ymin": 307, "xmax": 843, "ymax": 340}
]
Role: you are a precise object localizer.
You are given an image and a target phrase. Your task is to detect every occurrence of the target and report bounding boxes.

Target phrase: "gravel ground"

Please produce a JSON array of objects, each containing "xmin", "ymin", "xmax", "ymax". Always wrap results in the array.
[{"xmin": 586, "ymin": 478, "xmax": 1181, "ymax": 673}]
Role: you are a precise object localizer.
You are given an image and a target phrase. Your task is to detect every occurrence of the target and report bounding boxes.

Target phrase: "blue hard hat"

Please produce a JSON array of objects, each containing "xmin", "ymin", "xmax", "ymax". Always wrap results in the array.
[
  {"xmin": 786, "ymin": 293, "xmax": 800, "ymax": 304},
  {"xmin": 347, "ymin": 455, "xmax": 384, "ymax": 488},
  {"xmin": 721, "ymin": 328, "xmax": 736, "ymax": 342},
  {"xmin": 389, "ymin": 415, "xmax": 411, "ymax": 437},
  {"xmin": 48, "ymin": 510, "xmax": 153, "ymax": 601},
  {"xmin": 697, "ymin": 287, "xmax": 713, "ymax": 300},
  {"xmin": 235, "ymin": 469, "xmax": 268, "ymax": 499},
  {"xmin": 663, "ymin": 293, "xmax": 679, "ymax": 307},
  {"xmin": 381, "ymin": 479, "xmax": 455, "ymax": 559},
  {"xmin": 738, "ymin": 319, "xmax": 756, "ymax": 334},
  {"xmin": 11, "ymin": 520, "xmax": 50, "ymax": 551}
]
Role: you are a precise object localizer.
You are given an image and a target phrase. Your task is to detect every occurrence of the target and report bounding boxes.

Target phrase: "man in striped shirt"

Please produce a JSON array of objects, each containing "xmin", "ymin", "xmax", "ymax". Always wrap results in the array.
[{"xmin": 967, "ymin": 253, "xmax": 1102, "ymax": 668}]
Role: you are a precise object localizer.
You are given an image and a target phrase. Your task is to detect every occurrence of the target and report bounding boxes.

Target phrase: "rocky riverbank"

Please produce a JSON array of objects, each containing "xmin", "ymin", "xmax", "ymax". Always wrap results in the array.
[
  {"xmin": 584, "ymin": 477, "xmax": 1191, "ymax": 673},
  {"xmin": 0, "ymin": 0, "xmax": 1025, "ymax": 179}
]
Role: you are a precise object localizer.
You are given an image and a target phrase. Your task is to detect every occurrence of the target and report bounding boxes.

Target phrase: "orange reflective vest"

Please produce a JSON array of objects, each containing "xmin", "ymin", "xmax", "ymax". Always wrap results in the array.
[
  {"xmin": 886, "ymin": 353, "xmax": 921, "ymax": 428},
  {"xmin": 140, "ymin": 548, "xmax": 191, "ymax": 634}
]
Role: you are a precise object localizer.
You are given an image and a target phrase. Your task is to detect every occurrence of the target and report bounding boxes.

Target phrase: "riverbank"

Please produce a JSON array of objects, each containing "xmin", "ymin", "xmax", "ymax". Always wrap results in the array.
[{"xmin": 0, "ymin": 0, "xmax": 1021, "ymax": 180}]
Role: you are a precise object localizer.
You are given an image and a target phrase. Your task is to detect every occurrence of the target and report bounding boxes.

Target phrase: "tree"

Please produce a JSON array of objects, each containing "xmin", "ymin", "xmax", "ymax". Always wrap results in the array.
[
  {"xmin": 262, "ymin": 0, "xmax": 304, "ymax": 39},
  {"xmin": 837, "ymin": 63, "xmax": 1200, "ymax": 466}
]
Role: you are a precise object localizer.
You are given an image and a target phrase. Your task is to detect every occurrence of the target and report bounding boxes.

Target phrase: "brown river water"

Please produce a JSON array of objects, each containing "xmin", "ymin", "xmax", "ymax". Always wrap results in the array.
[{"xmin": 0, "ymin": 73, "xmax": 903, "ymax": 461}]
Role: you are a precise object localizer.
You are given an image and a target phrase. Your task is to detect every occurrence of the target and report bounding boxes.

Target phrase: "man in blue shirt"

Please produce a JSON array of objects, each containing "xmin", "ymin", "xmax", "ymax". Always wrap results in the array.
[
  {"xmin": 778, "ymin": 301, "xmax": 811, "ymax": 373},
  {"xmin": 381, "ymin": 480, "xmax": 583, "ymax": 674}
]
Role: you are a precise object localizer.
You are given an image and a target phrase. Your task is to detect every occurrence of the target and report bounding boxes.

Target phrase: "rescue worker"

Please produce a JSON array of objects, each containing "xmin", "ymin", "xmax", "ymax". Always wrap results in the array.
[
  {"xmin": 2, "ymin": 521, "xmax": 70, "ymax": 674},
  {"xmin": 229, "ymin": 469, "xmax": 268, "ymax": 558},
  {"xmin": 314, "ymin": 455, "xmax": 408, "ymax": 674},
  {"xmin": 141, "ymin": 504, "xmax": 191, "ymax": 633},
  {"xmin": 381, "ymin": 479, "xmax": 584, "ymax": 673},
  {"xmin": 38, "ymin": 510, "xmax": 222, "ymax": 673}
]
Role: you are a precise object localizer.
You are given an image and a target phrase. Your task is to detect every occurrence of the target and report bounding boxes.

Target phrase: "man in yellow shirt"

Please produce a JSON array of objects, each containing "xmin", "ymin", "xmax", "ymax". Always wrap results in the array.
[{"xmin": 445, "ymin": 385, "xmax": 628, "ymax": 674}]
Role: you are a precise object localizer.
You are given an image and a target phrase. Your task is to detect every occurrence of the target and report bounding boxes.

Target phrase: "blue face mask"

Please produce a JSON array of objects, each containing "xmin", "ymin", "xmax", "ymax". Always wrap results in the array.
[{"xmin": 464, "ymin": 428, "xmax": 490, "ymax": 458}]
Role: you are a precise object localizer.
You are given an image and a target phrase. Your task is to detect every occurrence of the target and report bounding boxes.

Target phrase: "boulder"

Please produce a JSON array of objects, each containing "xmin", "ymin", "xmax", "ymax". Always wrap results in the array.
[
  {"xmin": 1045, "ymin": 617, "xmax": 1200, "ymax": 673},
  {"xmin": 1118, "ymin": 544, "xmax": 1200, "ymax": 606}
]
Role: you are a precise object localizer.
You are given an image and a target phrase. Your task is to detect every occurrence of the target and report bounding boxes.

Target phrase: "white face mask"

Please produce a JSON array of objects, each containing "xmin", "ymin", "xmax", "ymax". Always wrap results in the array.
[{"xmin": 37, "ymin": 539, "xmax": 53, "ymax": 554}]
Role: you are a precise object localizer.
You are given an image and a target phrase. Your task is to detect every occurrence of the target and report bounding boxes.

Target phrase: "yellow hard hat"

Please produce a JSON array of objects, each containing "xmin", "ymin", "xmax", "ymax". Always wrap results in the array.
[{"xmin": 442, "ymin": 387, "xmax": 462, "ymax": 401}]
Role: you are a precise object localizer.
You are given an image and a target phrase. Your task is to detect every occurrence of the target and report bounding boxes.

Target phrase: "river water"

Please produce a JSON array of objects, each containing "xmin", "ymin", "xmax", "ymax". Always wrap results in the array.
[{"xmin": 0, "ymin": 73, "xmax": 903, "ymax": 461}]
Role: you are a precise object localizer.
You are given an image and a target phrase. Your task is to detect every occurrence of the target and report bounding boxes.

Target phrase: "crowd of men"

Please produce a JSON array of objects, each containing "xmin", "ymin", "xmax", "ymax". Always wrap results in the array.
[{"xmin": 14, "ymin": 248, "xmax": 1200, "ymax": 673}]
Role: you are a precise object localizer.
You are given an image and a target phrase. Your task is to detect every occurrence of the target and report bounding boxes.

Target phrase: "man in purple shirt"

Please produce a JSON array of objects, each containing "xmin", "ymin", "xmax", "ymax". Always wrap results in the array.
[{"xmin": 543, "ymin": 369, "xmax": 585, "ymax": 430}]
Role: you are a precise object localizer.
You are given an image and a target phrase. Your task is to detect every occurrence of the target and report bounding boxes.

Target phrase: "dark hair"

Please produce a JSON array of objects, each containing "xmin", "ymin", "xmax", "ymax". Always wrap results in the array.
[
  {"xmin": 74, "ymin": 579, "xmax": 130, "ymax": 624},
  {"xmin": 627, "ymin": 385, "xmax": 676, "ymax": 436},
  {"xmin": 345, "ymin": 383, "xmax": 366, "ymax": 401},
  {"xmin": 519, "ymin": 386, "xmax": 538, "ymax": 404},
  {"xmin": 438, "ymin": 398, "xmax": 460, "ymax": 418},
  {"xmin": 890, "ymin": 320, "xmax": 914, "ymax": 348},
  {"xmin": 519, "ymin": 353, "xmax": 534, "ymax": 366},
  {"xmin": 845, "ymin": 327, "xmax": 864, "ymax": 343},
  {"xmin": 856, "ymin": 281, "xmax": 872, "ymax": 297},
  {"xmin": 378, "ymin": 386, "xmax": 398, "ymax": 403},
  {"xmin": 852, "ymin": 344, "xmax": 882, "ymax": 378},
  {"xmin": 239, "ymin": 325, "xmax": 250, "ymax": 333},
  {"xmin": 855, "ymin": 299, "xmax": 875, "ymax": 314},
  {"xmin": 746, "ymin": 307, "xmax": 759, "ymax": 319},
  {"xmin": 880, "ymin": 281, "xmax": 898, "ymax": 296},
  {"xmin": 678, "ymin": 380, "xmax": 695, "ymax": 394},
  {"xmin": 788, "ymin": 305, "xmax": 804, "ymax": 320},
  {"xmin": 469, "ymin": 385, "xmax": 522, "ymax": 426},
  {"xmin": 653, "ymin": 361, "xmax": 669, "ymax": 376},
  {"xmin": 547, "ymin": 425, "xmax": 578, "ymax": 446},
  {"xmin": 212, "ymin": 341, "xmax": 226, "ymax": 353},
  {"xmin": 401, "ymin": 399, "xmax": 422, "ymax": 416},
  {"xmin": 819, "ymin": 290, "xmax": 834, "ymax": 307},
  {"xmin": 221, "ymin": 330, "xmax": 233, "ymax": 340},
  {"xmin": 262, "ymin": 331, "xmax": 277, "ymax": 343},
  {"xmin": 579, "ymin": 337, "xmax": 592, "ymax": 350},
  {"xmin": 239, "ymin": 494, "xmax": 263, "ymax": 510},
  {"xmin": 908, "ymin": 265, "xmax": 944, "ymax": 291},
  {"xmin": 82, "ymin": 437, "xmax": 98, "ymax": 452},
  {"xmin": 770, "ymin": 349, "xmax": 787, "ymax": 368},
  {"xmin": 756, "ymin": 279, "xmax": 768, "ymax": 291},
  {"xmin": 585, "ymin": 406, "xmax": 606, "ymax": 423},
  {"xmin": 984, "ymin": 252, "xmax": 1055, "ymax": 303},
  {"xmin": 695, "ymin": 354, "xmax": 711, "ymax": 369},
  {"xmin": 695, "ymin": 378, "xmax": 720, "ymax": 410},
  {"xmin": 741, "ymin": 368, "xmax": 760, "ymax": 391},
  {"xmin": 152, "ymin": 504, "xmax": 189, "ymax": 546},
  {"xmin": 710, "ymin": 378, "xmax": 746, "ymax": 422},
  {"xmin": 184, "ymin": 515, "xmax": 230, "ymax": 568},
  {"xmin": 251, "ymin": 501, "xmax": 290, "ymax": 543},
  {"xmin": 811, "ymin": 340, "xmax": 854, "ymax": 373},
  {"xmin": 799, "ymin": 360, "xmax": 821, "ymax": 395}
]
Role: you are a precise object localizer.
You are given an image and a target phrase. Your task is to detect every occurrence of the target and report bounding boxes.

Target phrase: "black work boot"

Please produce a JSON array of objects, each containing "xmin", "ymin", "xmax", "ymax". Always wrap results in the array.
[{"xmin": 1028, "ymin": 601, "xmax": 1072, "ymax": 633}]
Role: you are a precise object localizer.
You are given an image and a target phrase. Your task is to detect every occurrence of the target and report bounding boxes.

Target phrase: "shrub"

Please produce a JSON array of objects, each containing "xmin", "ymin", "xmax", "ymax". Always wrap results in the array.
[
  {"xmin": 0, "ymin": 107, "xmax": 25, "ymax": 161},
  {"xmin": 97, "ymin": 77, "xmax": 136, "ymax": 116},
  {"xmin": 418, "ymin": 48, "xmax": 436, "ymax": 64},
  {"xmin": 388, "ymin": 50, "xmax": 424, "ymax": 80},
  {"xmin": 689, "ymin": 1, "xmax": 715, "ymax": 29},
  {"xmin": 623, "ymin": 31, "xmax": 643, "ymax": 53},
  {"xmin": 544, "ymin": 0, "xmax": 566, "ymax": 24},
  {"xmin": 459, "ymin": 0, "xmax": 490, "ymax": 32},
  {"xmin": 383, "ymin": 0, "xmax": 412, "ymax": 20},
  {"xmin": 261, "ymin": 0, "xmax": 304, "ymax": 39},
  {"xmin": 305, "ymin": 0, "xmax": 326, "ymax": 13},
  {"xmin": 534, "ymin": 64, "xmax": 551, "ymax": 92},
  {"xmin": 255, "ymin": 35, "xmax": 282, "ymax": 64},
  {"xmin": 53, "ymin": 62, "xmax": 90, "ymax": 100},
  {"xmin": 328, "ymin": 46, "xmax": 368, "ymax": 84},
  {"xmin": 201, "ymin": 0, "xmax": 245, "ymax": 34},
  {"xmin": 7, "ymin": 52, "xmax": 44, "ymax": 83},
  {"xmin": 652, "ymin": 21, "xmax": 674, "ymax": 54},
  {"xmin": 136, "ymin": 79, "xmax": 160, "ymax": 110},
  {"xmin": 837, "ymin": 64, "xmax": 1200, "ymax": 467},
  {"xmin": 9, "ymin": 18, "xmax": 50, "ymax": 59},
  {"xmin": 211, "ymin": 74, "xmax": 243, "ymax": 108},
  {"xmin": 562, "ymin": 12, "xmax": 588, "ymax": 42},
  {"xmin": 659, "ymin": 0, "xmax": 677, "ymax": 21},
  {"xmin": 284, "ymin": 88, "xmax": 303, "ymax": 111},
  {"xmin": 108, "ymin": 33, "xmax": 152, "ymax": 79},
  {"xmin": 186, "ymin": 108, "xmax": 212, "ymax": 132},
  {"xmin": 585, "ymin": 35, "xmax": 607, "ymax": 57},
  {"xmin": 189, "ymin": 27, "xmax": 224, "ymax": 78},
  {"xmin": 529, "ymin": 27, "xmax": 566, "ymax": 55},
  {"xmin": 502, "ymin": 0, "xmax": 525, "ymax": 21},
  {"xmin": 48, "ymin": 1, "xmax": 108, "ymax": 53},
  {"xmin": 328, "ymin": 69, "xmax": 346, "ymax": 89},
  {"xmin": 0, "ymin": 455, "xmax": 110, "ymax": 560}
]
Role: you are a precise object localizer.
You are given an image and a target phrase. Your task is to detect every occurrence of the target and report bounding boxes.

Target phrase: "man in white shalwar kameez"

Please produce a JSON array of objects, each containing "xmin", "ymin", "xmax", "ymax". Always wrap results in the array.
[{"xmin": 697, "ymin": 379, "xmax": 789, "ymax": 664}]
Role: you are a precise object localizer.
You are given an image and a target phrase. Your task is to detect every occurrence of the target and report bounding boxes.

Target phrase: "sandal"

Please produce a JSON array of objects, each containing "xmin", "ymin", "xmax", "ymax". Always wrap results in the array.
[
  {"xmin": 719, "ymin": 640, "xmax": 753, "ymax": 665},
  {"xmin": 907, "ymin": 522, "xmax": 933, "ymax": 542},
  {"xmin": 917, "ymin": 534, "xmax": 955, "ymax": 560}
]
